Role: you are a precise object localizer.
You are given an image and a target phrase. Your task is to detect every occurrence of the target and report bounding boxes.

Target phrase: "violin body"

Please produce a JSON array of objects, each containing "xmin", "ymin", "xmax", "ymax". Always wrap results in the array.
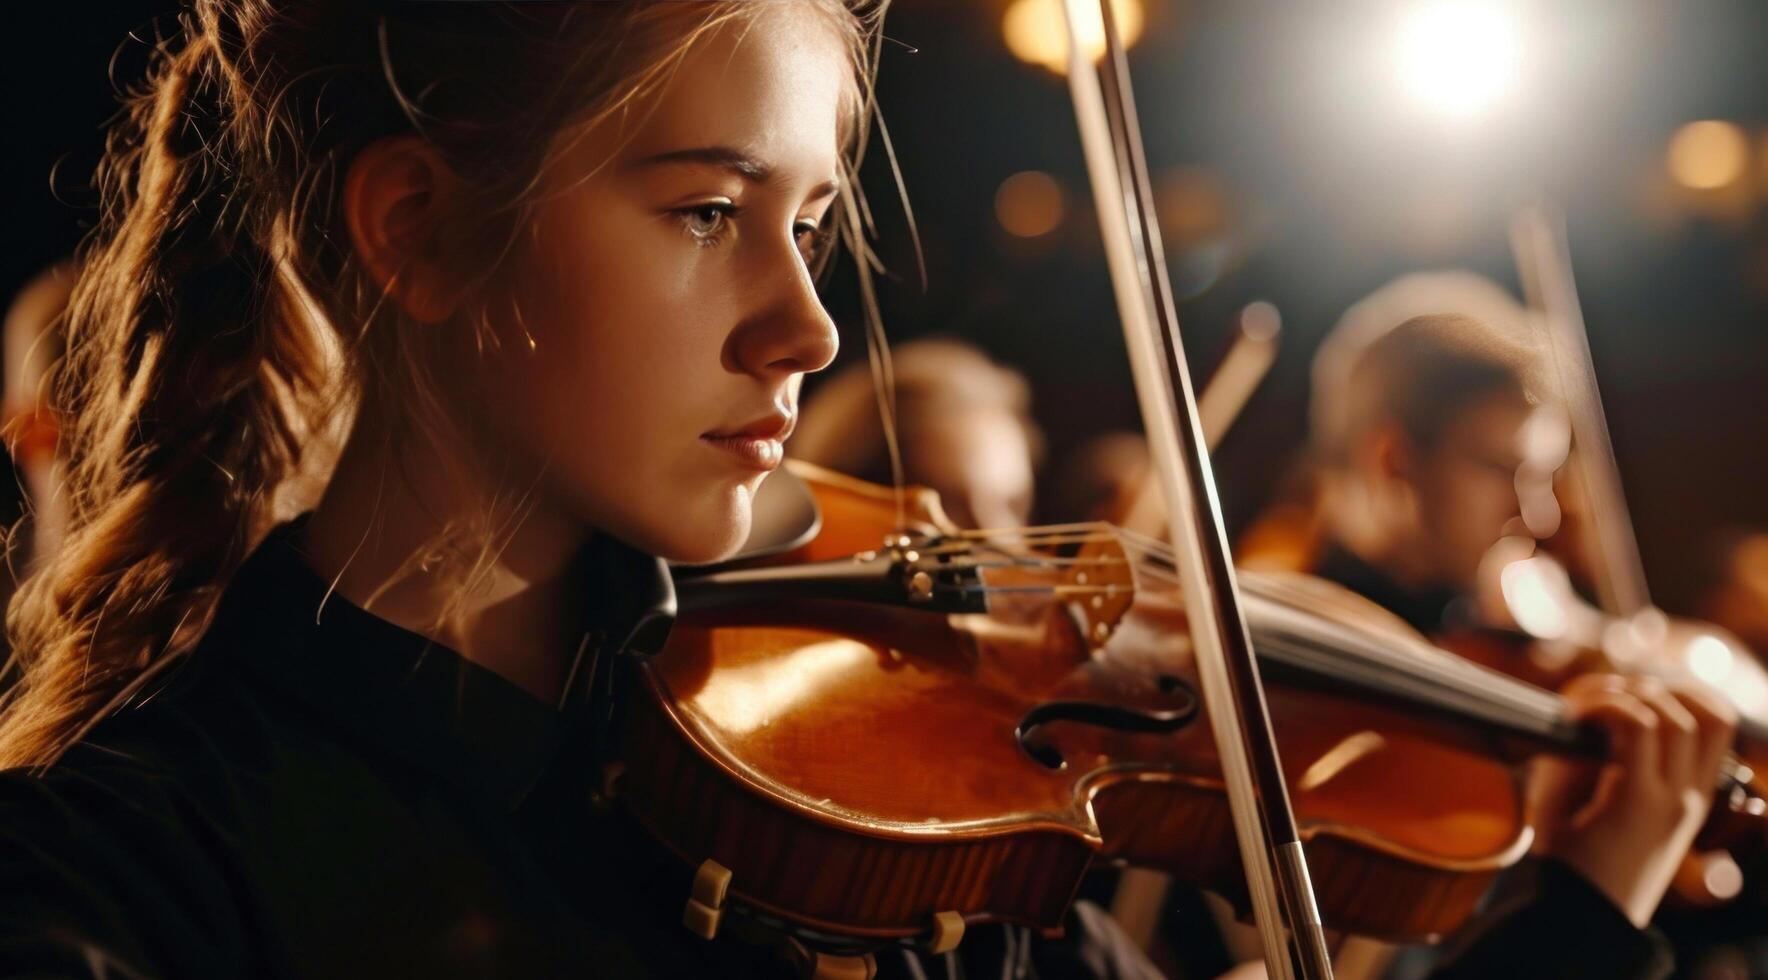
[
  {"xmin": 619, "ymin": 605, "xmax": 1097, "ymax": 942},
  {"xmin": 1087, "ymin": 682, "xmax": 1528, "ymax": 942},
  {"xmin": 618, "ymin": 464, "xmax": 1098, "ymax": 943},
  {"xmin": 612, "ymin": 463, "xmax": 1556, "ymax": 950}
]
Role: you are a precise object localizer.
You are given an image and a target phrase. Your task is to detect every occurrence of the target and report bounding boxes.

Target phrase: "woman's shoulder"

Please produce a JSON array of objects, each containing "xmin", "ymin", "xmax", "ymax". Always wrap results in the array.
[
  {"xmin": 0, "ymin": 669, "xmax": 269, "ymax": 978},
  {"xmin": 0, "ymin": 642, "xmax": 316, "ymax": 864},
  {"xmin": 2, "ymin": 634, "xmax": 399, "ymax": 814},
  {"xmin": 0, "ymin": 640, "xmax": 417, "ymax": 979}
]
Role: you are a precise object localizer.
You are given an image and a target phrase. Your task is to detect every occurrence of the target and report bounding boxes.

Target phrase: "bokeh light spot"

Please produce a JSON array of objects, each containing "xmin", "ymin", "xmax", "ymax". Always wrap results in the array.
[
  {"xmin": 1003, "ymin": 0, "xmax": 1145, "ymax": 75},
  {"xmin": 1154, "ymin": 167, "xmax": 1231, "ymax": 246},
  {"xmin": 1667, "ymin": 120, "xmax": 1750, "ymax": 190},
  {"xmin": 995, "ymin": 170, "xmax": 1066, "ymax": 238}
]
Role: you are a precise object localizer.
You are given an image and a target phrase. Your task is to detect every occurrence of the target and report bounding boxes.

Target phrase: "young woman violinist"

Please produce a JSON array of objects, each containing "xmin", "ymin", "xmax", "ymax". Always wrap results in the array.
[{"xmin": 0, "ymin": 3, "xmax": 1733, "ymax": 978}]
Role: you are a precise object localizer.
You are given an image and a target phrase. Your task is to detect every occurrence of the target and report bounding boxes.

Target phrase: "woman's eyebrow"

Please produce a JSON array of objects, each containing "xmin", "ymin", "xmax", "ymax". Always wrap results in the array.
[
  {"xmin": 631, "ymin": 145, "xmax": 840, "ymax": 199},
  {"xmin": 634, "ymin": 145, "xmax": 772, "ymax": 181}
]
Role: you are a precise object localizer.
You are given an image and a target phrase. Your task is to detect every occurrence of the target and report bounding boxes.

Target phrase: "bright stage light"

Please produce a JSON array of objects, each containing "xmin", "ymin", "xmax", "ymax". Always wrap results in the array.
[
  {"xmin": 1003, "ymin": 0, "xmax": 1144, "ymax": 76},
  {"xmin": 1392, "ymin": 1, "xmax": 1522, "ymax": 120}
]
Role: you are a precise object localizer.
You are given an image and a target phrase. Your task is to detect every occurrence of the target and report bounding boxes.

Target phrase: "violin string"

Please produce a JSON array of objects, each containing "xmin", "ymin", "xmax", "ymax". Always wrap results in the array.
[
  {"xmin": 949, "ymin": 521, "xmax": 1121, "ymax": 540},
  {"xmin": 920, "ymin": 527, "xmax": 1733, "ymax": 765},
  {"xmin": 934, "ymin": 584, "xmax": 1129, "ymax": 597},
  {"xmin": 930, "ymin": 524, "xmax": 1542, "ymax": 722},
  {"xmin": 910, "ymin": 524, "xmax": 1577, "ymax": 733},
  {"xmin": 1118, "ymin": 545, "xmax": 1581, "ymax": 726},
  {"xmin": 1109, "ymin": 527, "xmax": 1547, "ymax": 712},
  {"xmin": 911, "ymin": 542, "xmax": 1121, "ymax": 562},
  {"xmin": 931, "ymin": 522, "xmax": 1532, "ymax": 712},
  {"xmin": 927, "ymin": 564, "xmax": 1753, "ymax": 795},
  {"xmin": 921, "ymin": 531, "xmax": 1123, "ymax": 552},
  {"xmin": 927, "ymin": 528, "xmax": 1756, "ymax": 791},
  {"xmin": 925, "ymin": 555, "xmax": 1129, "ymax": 571},
  {"xmin": 912, "ymin": 537, "xmax": 1117, "ymax": 558}
]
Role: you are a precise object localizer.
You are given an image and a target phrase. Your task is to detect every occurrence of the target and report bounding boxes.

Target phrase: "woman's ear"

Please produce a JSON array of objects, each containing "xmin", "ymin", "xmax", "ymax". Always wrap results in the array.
[{"xmin": 343, "ymin": 136, "xmax": 467, "ymax": 325}]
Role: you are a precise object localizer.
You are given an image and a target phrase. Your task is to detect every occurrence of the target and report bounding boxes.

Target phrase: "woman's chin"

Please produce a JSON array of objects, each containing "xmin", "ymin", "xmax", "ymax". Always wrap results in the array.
[{"xmin": 617, "ymin": 491, "xmax": 752, "ymax": 566}]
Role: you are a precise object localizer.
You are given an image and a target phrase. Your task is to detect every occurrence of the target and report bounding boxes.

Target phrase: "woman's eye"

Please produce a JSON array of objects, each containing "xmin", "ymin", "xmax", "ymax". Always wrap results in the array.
[
  {"xmin": 794, "ymin": 220, "xmax": 826, "ymax": 259},
  {"xmin": 678, "ymin": 202, "xmax": 736, "ymax": 244}
]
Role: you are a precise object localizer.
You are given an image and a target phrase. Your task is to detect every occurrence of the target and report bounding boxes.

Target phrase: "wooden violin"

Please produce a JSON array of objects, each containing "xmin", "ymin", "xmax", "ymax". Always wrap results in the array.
[{"xmin": 603, "ymin": 462, "xmax": 1766, "ymax": 969}]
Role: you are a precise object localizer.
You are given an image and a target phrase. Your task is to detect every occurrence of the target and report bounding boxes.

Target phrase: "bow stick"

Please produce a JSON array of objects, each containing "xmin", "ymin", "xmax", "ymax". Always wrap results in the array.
[{"xmin": 1057, "ymin": 2, "xmax": 1334, "ymax": 976}]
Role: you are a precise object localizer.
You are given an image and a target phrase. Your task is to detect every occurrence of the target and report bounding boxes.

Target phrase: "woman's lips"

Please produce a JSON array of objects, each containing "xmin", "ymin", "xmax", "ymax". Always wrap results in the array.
[
  {"xmin": 701, "ymin": 413, "xmax": 793, "ymax": 472},
  {"xmin": 701, "ymin": 433, "xmax": 785, "ymax": 471}
]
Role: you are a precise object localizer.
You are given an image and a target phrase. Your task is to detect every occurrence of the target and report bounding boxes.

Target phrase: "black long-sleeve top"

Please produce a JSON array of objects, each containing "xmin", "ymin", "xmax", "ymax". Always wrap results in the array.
[{"xmin": 0, "ymin": 525, "xmax": 1669, "ymax": 978}]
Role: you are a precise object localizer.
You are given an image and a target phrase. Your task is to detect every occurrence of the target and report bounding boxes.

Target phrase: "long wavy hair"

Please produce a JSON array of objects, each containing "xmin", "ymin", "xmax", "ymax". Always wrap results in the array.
[{"xmin": 0, "ymin": 0, "xmax": 889, "ymax": 769}]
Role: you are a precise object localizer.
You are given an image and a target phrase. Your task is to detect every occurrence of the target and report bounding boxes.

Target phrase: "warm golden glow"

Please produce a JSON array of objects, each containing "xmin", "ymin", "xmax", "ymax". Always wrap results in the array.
[
  {"xmin": 692, "ymin": 639, "xmax": 875, "ymax": 736},
  {"xmin": 995, "ymin": 170, "xmax": 1066, "ymax": 238},
  {"xmin": 1002, "ymin": 0, "xmax": 1146, "ymax": 75},
  {"xmin": 1737, "ymin": 534, "xmax": 1768, "ymax": 591},
  {"xmin": 1667, "ymin": 120, "xmax": 1750, "ymax": 190}
]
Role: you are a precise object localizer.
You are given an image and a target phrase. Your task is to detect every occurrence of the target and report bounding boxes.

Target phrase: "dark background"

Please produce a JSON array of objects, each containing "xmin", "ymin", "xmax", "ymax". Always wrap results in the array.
[{"xmin": 6, "ymin": 1, "xmax": 1765, "ymax": 615}]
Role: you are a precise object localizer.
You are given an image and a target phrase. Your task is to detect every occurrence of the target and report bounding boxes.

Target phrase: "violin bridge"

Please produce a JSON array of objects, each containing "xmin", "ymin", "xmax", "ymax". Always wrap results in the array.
[
  {"xmin": 1067, "ymin": 534, "xmax": 1135, "ymax": 649},
  {"xmin": 682, "ymin": 858, "xmax": 733, "ymax": 940}
]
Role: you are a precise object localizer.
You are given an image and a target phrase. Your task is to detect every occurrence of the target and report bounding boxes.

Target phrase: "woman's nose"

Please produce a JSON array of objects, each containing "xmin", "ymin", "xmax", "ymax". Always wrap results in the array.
[{"xmin": 726, "ymin": 246, "xmax": 839, "ymax": 379}]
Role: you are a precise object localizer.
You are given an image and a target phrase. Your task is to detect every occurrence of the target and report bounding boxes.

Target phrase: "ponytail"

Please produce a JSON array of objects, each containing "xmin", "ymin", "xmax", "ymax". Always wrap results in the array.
[{"xmin": 0, "ymin": 20, "xmax": 326, "ymax": 768}]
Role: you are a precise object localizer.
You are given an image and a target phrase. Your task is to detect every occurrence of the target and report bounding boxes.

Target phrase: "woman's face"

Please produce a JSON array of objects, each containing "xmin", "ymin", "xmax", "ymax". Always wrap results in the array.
[{"xmin": 481, "ymin": 8, "xmax": 846, "ymax": 564}]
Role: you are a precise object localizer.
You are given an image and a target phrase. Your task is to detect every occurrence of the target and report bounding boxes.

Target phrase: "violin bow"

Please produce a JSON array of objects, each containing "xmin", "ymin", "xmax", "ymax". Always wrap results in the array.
[
  {"xmin": 1510, "ymin": 203, "xmax": 1654, "ymax": 621},
  {"xmin": 1058, "ymin": 2, "xmax": 1334, "ymax": 977}
]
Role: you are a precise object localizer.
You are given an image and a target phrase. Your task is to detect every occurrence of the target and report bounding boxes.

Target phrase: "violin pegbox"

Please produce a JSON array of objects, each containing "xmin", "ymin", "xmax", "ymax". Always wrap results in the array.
[{"xmin": 868, "ymin": 532, "xmax": 993, "ymax": 614}]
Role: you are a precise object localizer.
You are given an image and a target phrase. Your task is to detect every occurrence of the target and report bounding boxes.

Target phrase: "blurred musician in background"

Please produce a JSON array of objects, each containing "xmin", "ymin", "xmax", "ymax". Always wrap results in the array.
[
  {"xmin": 1279, "ymin": 272, "xmax": 1553, "ymax": 638},
  {"xmin": 1303, "ymin": 310, "xmax": 1549, "ymax": 636},
  {"xmin": 1264, "ymin": 274, "xmax": 1768, "ymax": 979},
  {"xmin": 0, "ymin": 262, "xmax": 78, "ymax": 682},
  {"xmin": 794, "ymin": 337, "xmax": 1043, "ymax": 531},
  {"xmin": 1, "ymin": 262, "xmax": 75, "ymax": 578}
]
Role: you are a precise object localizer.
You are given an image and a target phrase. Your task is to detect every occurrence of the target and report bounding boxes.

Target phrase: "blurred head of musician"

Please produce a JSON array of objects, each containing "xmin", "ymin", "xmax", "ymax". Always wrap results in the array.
[
  {"xmin": 1307, "ymin": 274, "xmax": 1566, "ymax": 632},
  {"xmin": 1315, "ymin": 313, "xmax": 1542, "ymax": 593},
  {"xmin": 2, "ymin": 262, "xmax": 76, "ymax": 573},
  {"xmin": 792, "ymin": 338, "xmax": 1043, "ymax": 531},
  {"xmin": 1042, "ymin": 430, "xmax": 1151, "ymax": 526}
]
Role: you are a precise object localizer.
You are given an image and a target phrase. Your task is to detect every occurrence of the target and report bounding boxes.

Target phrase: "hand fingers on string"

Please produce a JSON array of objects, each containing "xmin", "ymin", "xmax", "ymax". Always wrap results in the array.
[
  {"xmin": 1665, "ymin": 679, "xmax": 1737, "ymax": 796},
  {"xmin": 1625, "ymin": 676, "xmax": 1700, "ymax": 789},
  {"xmin": 1560, "ymin": 678, "xmax": 1658, "ymax": 828}
]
